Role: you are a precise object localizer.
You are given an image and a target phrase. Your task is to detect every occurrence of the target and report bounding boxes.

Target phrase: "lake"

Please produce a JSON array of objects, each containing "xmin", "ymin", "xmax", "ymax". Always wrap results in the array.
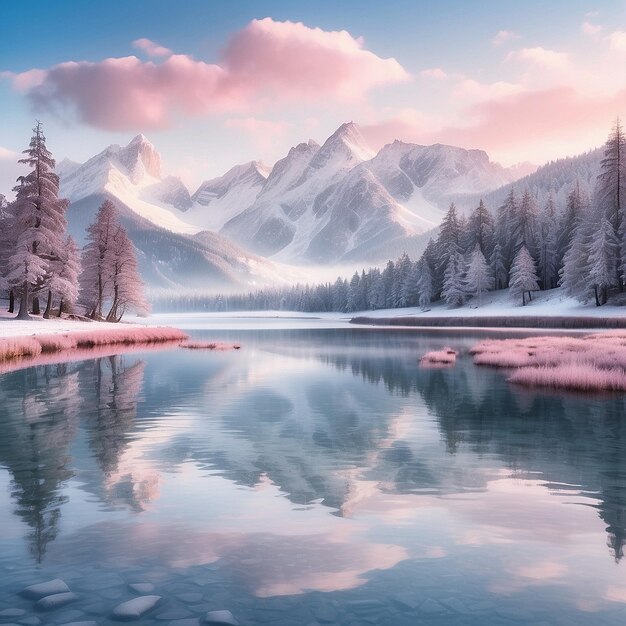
[{"xmin": 1, "ymin": 319, "xmax": 626, "ymax": 625}]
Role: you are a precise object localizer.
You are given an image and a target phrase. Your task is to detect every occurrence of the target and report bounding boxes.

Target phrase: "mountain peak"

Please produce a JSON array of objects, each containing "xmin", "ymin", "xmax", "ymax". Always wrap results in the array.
[
  {"xmin": 118, "ymin": 134, "xmax": 162, "ymax": 181},
  {"xmin": 310, "ymin": 122, "xmax": 374, "ymax": 170}
]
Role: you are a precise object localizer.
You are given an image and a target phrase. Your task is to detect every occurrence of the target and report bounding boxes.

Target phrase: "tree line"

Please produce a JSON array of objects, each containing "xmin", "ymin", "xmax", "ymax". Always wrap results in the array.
[
  {"xmin": 0, "ymin": 123, "xmax": 148, "ymax": 320},
  {"xmin": 154, "ymin": 119, "xmax": 626, "ymax": 313}
]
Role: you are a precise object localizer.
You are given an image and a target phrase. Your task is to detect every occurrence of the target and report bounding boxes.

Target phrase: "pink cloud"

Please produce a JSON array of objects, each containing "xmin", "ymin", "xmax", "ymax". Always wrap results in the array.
[
  {"xmin": 608, "ymin": 30, "xmax": 626, "ymax": 52},
  {"xmin": 492, "ymin": 30, "xmax": 520, "ymax": 46},
  {"xmin": 132, "ymin": 38, "xmax": 173, "ymax": 58},
  {"xmin": 582, "ymin": 21, "xmax": 603, "ymax": 36},
  {"xmin": 361, "ymin": 87, "xmax": 626, "ymax": 158},
  {"xmin": 5, "ymin": 18, "xmax": 408, "ymax": 131},
  {"xmin": 506, "ymin": 46, "xmax": 569, "ymax": 70}
]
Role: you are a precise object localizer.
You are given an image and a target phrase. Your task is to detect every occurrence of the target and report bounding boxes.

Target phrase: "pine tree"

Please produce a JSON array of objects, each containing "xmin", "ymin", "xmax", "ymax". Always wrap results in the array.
[
  {"xmin": 536, "ymin": 194, "xmax": 558, "ymax": 290},
  {"xmin": 467, "ymin": 199, "xmax": 495, "ymax": 258},
  {"xmin": 465, "ymin": 245, "xmax": 491, "ymax": 307},
  {"xmin": 441, "ymin": 246, "xmax": 466, "ymax": 307},
  {"xmin": 50, "ymin": 236, "xmax": 81, "ymax": 315},
  {"xmin": 490, "ymin": 242, "xmax": 507, "ymax": 290},
  {"xmin": 513, "ymin": 189, "xmax": 538, "ymax": 256},
  {"xmin": 509, "ymin": 246, "xmax": 539, "ymax": 306},
  {"xmin": 596, "ymin": 118, "xmax": 626, "ymax": 289},
  {"xmin": 394, "ymin": 252, "xmax": 412, "ymax": 307},
  {"xmin": 587, "ymin": 218, "xmax": 618, "ymax": 306},
  {"xmin": 436, "ymin": 204, "xmax": 461, "ymax": 291},
  {"xmin": 7, "ymin": 122, "xmax": 69, "ymax": 319},
  {"xmin": 495, "ymin": 188, "xmax": 518, "ymax": 281},
  {"xmin": 346, "ymin": 271, "xmax": 361, "ymax": 312}
]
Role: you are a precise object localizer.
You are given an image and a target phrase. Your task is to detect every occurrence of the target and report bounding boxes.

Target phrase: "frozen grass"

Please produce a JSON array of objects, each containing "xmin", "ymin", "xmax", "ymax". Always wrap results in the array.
[
  {"xmin": 470, "ymin": 331, "xmax": 626, "ymax": 392},
  {"xmin": 0, "ymin": 327, "xmax": 187, "ymax": 364},
  {"xmin": 420, "ymin": 347, "xmax": 457, "ymax": 366},
  {"xmin": 180, "ymin": 340, "xmax": 241, "ymax": 351}
]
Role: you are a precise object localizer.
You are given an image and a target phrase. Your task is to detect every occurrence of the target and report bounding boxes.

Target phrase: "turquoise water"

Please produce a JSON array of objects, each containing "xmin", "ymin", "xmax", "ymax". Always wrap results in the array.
[{"xmin": 1, "ymin": 325, "xmax": 626, "ymax": 625}]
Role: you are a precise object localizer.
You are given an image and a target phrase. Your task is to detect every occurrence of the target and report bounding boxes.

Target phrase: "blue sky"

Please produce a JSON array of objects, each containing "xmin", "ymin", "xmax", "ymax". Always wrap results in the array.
[{"xmin": 1, "ymin": 0, "xmax": 625, "ymax": 193}]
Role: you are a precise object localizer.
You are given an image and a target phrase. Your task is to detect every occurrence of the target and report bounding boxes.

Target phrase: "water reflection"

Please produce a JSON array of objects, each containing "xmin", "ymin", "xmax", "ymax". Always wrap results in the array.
[{"xmin": 1, "ymin": 328, "xmax": 626, "ymax": 622}]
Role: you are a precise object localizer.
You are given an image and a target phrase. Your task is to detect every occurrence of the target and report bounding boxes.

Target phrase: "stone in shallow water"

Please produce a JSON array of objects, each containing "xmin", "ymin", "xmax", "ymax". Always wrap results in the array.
[
  {"xmin": 112, "ymin": 596, "xmax": 161, "ymax": 621},
  {"xmin": 313, "ymin": 606, "xmax": 338, "ymax": 624},
  {"xmin": 177, "ymin": 593, "xmax": 204, "ymax": 603},
  {"xmin": 419, "ymin": 599, "xmax": 447, "ymax": 615},
  {"xmin": 128, "ymin": 582, "xmax": 155, "ymax": 594},
  {"xmin": 203, "ymin": 610, "xmax": 239, "ymax": 625},
  {"xmin": 35, "ymin": 592, "xmax": 79, "ymax": 611},
  {"xmin": 0, "ymin": 609, "xmax": 26, "ymax": 618},
  {"xmin": 155, "ymin": 609, "xmax": 193, "ymax": 621},
  {"xmin": 21, "ymin": 579, "xmax": 70, "ymax": 599}
]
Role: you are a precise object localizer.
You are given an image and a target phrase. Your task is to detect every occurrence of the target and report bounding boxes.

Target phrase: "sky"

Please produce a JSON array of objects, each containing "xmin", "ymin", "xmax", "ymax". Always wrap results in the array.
[{"xmin": 1, "ymin": 0, "xmax": 626, "ymax": 194}]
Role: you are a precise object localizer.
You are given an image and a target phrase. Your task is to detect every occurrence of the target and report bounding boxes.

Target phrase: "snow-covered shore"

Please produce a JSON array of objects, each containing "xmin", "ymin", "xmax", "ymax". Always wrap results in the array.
[{"xmin": 0, "ymin": 313, "xmax": 139, "ymax": 338}]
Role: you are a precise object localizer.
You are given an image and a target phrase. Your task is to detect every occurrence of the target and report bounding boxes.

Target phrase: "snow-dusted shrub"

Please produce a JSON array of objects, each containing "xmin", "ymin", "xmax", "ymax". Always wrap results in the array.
[
  {"xmin": 420, "ymin": 347, "xmax": 457, "ymax": 366},
  {"xmin": 36, "ymin": 334, "xmax": 78, "ymax": 353}
]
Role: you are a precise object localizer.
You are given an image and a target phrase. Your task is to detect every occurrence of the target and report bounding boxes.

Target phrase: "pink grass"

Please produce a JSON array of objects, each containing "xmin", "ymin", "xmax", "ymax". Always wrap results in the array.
[
  {"xmin": 420, "ymin": 347, "xmax": 457, "ymax": 366},
  {"xmin": 180, "ymin": 340, "xmax": 241, "ymax": 351},
  {"xmin": 471, "ymin": 331, "xmax": 626, "ymax": 392},
  {"xmin": 0, "ymin": 327, "xmax": 187, "ymax": 365}
]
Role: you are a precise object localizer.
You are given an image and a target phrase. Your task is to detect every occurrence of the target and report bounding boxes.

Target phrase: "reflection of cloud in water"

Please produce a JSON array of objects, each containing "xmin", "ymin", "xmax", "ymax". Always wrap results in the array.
[{"xmin": 47, "ymin": 518, "xmax": 407, "ymax": 597}]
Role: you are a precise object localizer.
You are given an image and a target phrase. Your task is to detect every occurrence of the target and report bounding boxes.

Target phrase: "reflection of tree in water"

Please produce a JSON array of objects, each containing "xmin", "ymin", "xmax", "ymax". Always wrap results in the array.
[
  {"xmin": 0, "ymin": 364, "xmax": 81, "ymax": 562},
  {"xmin": 318, "ymin": 347, "xmax": 626, "ymax": 563},
  {"xmin": 79, "ymin": 356, "xmax": 147, "ymax": 511}
]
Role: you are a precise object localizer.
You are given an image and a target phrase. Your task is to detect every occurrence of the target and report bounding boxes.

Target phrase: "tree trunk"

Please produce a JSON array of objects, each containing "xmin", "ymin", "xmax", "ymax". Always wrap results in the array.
[
  {"xmin": 594, "ymin": 286, "xmax": 601, "ymax": 307},
  {"xmin": 16, "ymin": 282, "xmax": 31, "ymax": 320},
  {"xmin": 42, "ymin": 290, "xmax": 53, "ymax": 319},
  {"xmin": 522, "ymin": 291, "xmax": 526, "ymax": 306},
  {"xmin": 32, "ymin": 296, "xmax": 40, "ymax": 315},
  {"xmin": 8, "ymin": 289, "xmax": 14, "ymax": 313},
  {"xmin": 57, "ymin": 298, "xmax": 64, "ymax": 317}
]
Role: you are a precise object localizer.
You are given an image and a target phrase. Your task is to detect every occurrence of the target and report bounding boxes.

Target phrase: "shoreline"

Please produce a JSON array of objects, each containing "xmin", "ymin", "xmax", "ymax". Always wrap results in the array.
[
  {"xmin": 350, "ymin": 315, "xmax": 626, "ymax": 329},
  {"xmin": 0, "ymin": 325, "xmax": 189, "ymax": 369}
]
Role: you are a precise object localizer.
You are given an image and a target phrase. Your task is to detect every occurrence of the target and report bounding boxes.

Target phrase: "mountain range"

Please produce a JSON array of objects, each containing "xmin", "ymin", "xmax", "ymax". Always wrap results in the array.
[{"xmin": 55, "ymin": 121, "xmax": 606, "ymax": 292}]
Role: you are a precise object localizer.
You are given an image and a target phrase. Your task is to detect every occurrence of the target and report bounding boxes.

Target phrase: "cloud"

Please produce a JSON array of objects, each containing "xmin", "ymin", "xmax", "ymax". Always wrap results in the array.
[
  {"xmin": 420, "ymin": 67, "xmax": 448, "ymax": 80},
  {"xmin": 582, "ymin": 21, "xmax": 603, "ymax": 36},
  {"xmin": 225, "ymin": 116, "xmax": 291, "ymax": 152},
  {"xmin": 608, "ymin": 30, "xmax": 626, "ymax": 52},
  {"xmin": 132, "ymin": 38, "xmax": 173, "ymax": 58},
  {"xmin": 506, "ymin": 46, "xmax": 569, "ymax": 70},
  {"xmin": 492, "ymin": 30, "xmax": 520, "ymax": 46},
  {"xmin": 4, "ymin": 18, "xmax": 408, "ymax": 131},
  {"xmin": 453, "ymin": 78, "xmax": 524, "ymax": 102}
]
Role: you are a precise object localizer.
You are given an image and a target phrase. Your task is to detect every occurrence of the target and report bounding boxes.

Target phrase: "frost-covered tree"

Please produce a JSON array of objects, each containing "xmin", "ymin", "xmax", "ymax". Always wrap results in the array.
[
  {"xmin": 558, "ymin": 182, "xmax": 587, "ymax": 267},
  {"xmin": 513, "ymin": 189, "xmax": 538, "ymax": 257},
  {"xmin": 467, "ymin": 199, "xmax": 494, "ymax": 258},
  {"xmin": 587, "ymin": 218, "xmax": 618, "ymax": 306},
  {"xmin": 441, "ymin": 246, "xmax": 466, "ymax": 307},
  {"xmin": 495, "ymin": 188, "xmax": 518, "ymax": 280},
  {"xmin": 596, "ymin": 118, "xmax": 626, "ymax": 289},
  {"xmin": 436, "ymin": 203, "xmax": 461, "ymax": 289},
  {"xmin": 7, "ymin": 122, "xmax": 69, "ymax": 318},
  {"xmin": 536, "ymin": 194, "xmax": 558, "ymax": 290},
  {"xmin": 394, "ymin": 252, "xmax": 412, "ymax": 307},
  {"xmin": 465, "ymin": 246, "xmax": 491, "ymax": 306},
  {"xmin": 346, "ymin": 271, "xmax": 361, "ymax": 312},
  {"xmin": 490, "ymin": 242, "xmax": 507, "ymax": 290},
  {"xmin": 105, "ymin": 226, "xmax": 149, "ymax": 321},
  {"xmin": 50, "ymin": 236, "xmax": 81, "ymax": 316},
  {"xmin": 79, "ymin": 200, "xmax": 119, "ymax": 318},
  {"xmin": 509, "ymin": 246, "xmax": 539, "ymax": 306},
  {"xmin": 0, "ymin": 195, "xmax": 14, "ymax": 310}
]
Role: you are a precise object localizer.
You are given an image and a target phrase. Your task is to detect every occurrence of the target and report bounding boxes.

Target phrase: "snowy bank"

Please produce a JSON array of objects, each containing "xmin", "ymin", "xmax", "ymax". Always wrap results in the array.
[
  {"xmin": 470, "ymin": 331, "xmax": 626, "ymax": 392},
  {"xmin": 350, "ymin": 288, "xmax": 626, "ymax": 329},
  {"xmin": 0, "ymin": 324, "xmax": 187, "ymax": 366}
]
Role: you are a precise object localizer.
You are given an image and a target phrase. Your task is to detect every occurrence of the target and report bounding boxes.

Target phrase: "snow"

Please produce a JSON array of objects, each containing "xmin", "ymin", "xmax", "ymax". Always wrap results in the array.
[
  {"xmin": 0, "ymin": 312, "xmax": 138, "ymax": 338},
  {"xmin": 112, "ymin": 595, "xmax": 161, "ymax": 620}
]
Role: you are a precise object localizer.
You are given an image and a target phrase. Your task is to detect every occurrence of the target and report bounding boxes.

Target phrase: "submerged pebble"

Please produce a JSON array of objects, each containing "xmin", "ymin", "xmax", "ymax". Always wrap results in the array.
[
  {"xmin": 34, "ymin": 591, "xmax": 79, "ymax": 611},
  {"xmin": 112, "ymin": 595, "xmax": 162, "ymax": 621},
  {"xmin": 21, "ymin": 578, "xmax": 70, "ymax": 599},
  {"xmin": 203, "ymin": 610, "xmax": 239, "ymax": 625}
]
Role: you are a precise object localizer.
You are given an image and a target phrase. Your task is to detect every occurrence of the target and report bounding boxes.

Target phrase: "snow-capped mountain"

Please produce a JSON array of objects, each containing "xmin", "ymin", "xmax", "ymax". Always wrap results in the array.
[
  {"xmin": 58, "ymin": 136, "xmax": 291, "ymax": 291},
  {"xmin": 184, "ymin": 161, "xmax": 271, "ymax": 231},
  {"xmin": 216, "ymin": 124, "xmax": 526, "ymax": 262}
]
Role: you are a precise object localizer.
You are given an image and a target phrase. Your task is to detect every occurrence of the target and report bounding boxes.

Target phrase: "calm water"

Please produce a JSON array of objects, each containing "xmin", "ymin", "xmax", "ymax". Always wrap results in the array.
[{"xmin": 1, "ymin": 322, "xmax": 626, "ymax": 625}]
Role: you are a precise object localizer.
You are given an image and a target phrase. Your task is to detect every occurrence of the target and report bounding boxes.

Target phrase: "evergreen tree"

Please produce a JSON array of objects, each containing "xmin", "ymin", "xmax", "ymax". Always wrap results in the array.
[
  {"xmin": 490, "ymin": 242, "xmax": 507, "ymax": 290},
  {"xmin": 416, "ymin": 257, "xmax": 434, "ymax": 310},
  {"xmin": 441, "ymin": 246, "xmax": 466, "ymax": 307},
  {"xmin": 467, "ymin": 199, "xmax": 495, "ymax": 258},
  {"xmin": 510, "ymin": 246, "xmax": 539, "ymax": 306},
  {"xmin": 7, "ymin": 122, "xmax": 69, "ymax": 319},
  {"xmin": 536, "ymin": 194, "xmax": 558, "ymax": 289},
  {"xmin": 596, "ymin": 118, "xmax": 626, "ymax": 289},
  {"xmin": 587, "ymin": 218, "xmax": 618, "ymax": 306},
  {"xmin": 465, "ymin": 245, "xmax": 491, "ymax": 306},
  {"xmin": 495, "ymin": 188, "xmax": 518, "ymax": 280}
]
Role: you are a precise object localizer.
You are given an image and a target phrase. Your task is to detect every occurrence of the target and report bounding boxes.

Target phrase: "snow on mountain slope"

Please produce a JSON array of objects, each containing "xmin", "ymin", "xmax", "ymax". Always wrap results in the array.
[
  {"xmin": 60, "ymin": 135, "xmax": 198, "ymax": 235},
  {"xmin": 185, "ymin": 161, "xmax": 270, "ymax": 231},
  {"xmin": 219, "ymin": 125, "xmax": 520, "ymax": 263}
]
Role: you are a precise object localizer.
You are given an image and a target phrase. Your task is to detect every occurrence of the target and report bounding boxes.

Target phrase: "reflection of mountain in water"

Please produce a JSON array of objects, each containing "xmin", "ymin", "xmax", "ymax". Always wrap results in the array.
[{"xmin": 315, "ymin": 341, "xmax": 626, "ymax": 562}]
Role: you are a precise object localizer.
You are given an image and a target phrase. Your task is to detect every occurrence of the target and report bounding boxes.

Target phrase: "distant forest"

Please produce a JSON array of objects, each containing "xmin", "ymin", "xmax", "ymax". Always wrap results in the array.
[{"xmin": 154, "ymin": 120, "xmax": 626, "ymax": 313}]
